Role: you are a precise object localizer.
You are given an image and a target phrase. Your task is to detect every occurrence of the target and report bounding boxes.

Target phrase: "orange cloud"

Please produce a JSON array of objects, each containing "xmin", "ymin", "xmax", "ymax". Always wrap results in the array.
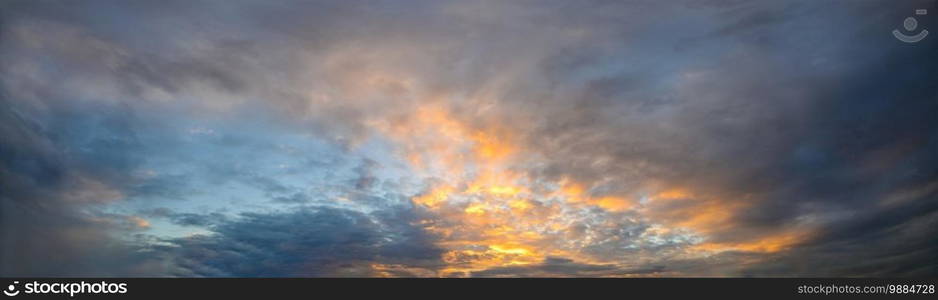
[
  {"xmin": 368, "ymin": 103, "xmax": 809, "ymax": 276},
  {"xmin": 690, "ymin": 229, "xmax": 809, "ymax": 253}
]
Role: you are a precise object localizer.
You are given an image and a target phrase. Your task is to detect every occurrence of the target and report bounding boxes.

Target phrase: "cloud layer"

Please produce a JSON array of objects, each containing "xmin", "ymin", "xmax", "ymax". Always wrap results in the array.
[{"xmin": 1, "ymin": 0, "xmax": 936, "ymax": 277}]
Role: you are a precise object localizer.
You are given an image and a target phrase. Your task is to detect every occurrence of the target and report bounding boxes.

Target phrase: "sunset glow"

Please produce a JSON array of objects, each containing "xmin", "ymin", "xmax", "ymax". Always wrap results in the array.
[{"xmin": 2, "ymin": 0, "xmax": 935, "ymax": 277}]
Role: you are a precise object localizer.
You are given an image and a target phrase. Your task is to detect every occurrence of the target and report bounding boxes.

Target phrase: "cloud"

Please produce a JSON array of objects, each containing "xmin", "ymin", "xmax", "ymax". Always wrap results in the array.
[
  {"xmin": 1, "ymin": 0, "xmax": 935, "ymax": 277},
  {"xmin": 157, "ymin": 206, "xmax": 443, "ymax": 277},
  {"xmin": 140, "ymin": 208, "xmax": 229, "ymax": 227},
  {"xmin": 469, "ymin": 257, "xmax": 635, "ymax": 277}
]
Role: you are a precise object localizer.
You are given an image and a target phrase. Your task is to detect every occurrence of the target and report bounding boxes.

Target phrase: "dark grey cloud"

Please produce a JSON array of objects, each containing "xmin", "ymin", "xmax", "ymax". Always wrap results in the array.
[
  {"xmin": 0, "ymin": 97, "xmax": 160, "ymax": 276},
  {"xmin": 140, "ymin": 208, "xmax": 229, "ymax": 227},
  {"xmin": 741, "ymin": 194, "xmax": 938, "ymax": 277},
  {"xmin": 159, "ymin": 206, "xmax": 443, "ymax": 277}
]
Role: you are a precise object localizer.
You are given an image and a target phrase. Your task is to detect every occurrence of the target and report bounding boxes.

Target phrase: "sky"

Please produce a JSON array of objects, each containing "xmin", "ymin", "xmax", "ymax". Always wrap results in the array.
[{"xmin": 1, "ymin": 0, "xmax": 936, "ymax": 277}]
